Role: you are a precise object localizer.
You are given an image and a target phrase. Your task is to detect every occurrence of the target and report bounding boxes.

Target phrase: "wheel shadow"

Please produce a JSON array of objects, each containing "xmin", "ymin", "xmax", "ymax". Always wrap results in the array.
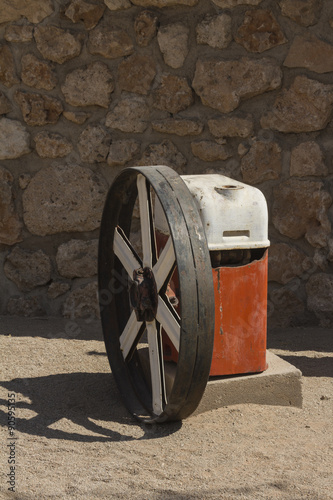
[{"xmin": 0, "ymin": 372, "xmax": 181, "ymax": 442}]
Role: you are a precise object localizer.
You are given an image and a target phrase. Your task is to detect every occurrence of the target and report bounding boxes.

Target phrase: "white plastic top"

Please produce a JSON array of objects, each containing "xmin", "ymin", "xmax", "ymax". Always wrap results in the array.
[{"xmin": 180, "ymin": 174, "xmax": 270, "ymax": 251}]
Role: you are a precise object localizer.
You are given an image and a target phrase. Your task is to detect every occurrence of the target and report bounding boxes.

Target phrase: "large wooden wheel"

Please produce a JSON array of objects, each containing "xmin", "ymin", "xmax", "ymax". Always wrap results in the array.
[{"xmin": 98, "ymin": 166, "xmax": 214, "ymax": 422}]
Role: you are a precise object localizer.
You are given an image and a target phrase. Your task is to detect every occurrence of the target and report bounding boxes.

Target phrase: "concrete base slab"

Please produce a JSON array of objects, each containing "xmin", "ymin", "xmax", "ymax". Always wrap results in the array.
[{"xmin": 194, "ymin": 350, "xmax": 302, "ymax": 416}]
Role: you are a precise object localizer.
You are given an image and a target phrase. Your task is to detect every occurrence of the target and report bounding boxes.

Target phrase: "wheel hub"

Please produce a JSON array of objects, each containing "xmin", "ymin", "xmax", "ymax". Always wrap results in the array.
[{"xmin": 129, "ymin": 267, "xmax": 158, "ymax": 322}]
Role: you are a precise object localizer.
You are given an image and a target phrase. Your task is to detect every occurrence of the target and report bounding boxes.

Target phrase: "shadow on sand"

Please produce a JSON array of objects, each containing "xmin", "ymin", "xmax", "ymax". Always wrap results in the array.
[{"xmin": 0, "ymin": 372, "xmax": 181, "ymax": 442}]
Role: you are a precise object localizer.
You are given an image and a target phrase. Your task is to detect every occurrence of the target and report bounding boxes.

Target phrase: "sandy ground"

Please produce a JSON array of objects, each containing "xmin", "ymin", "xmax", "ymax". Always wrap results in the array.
[{"xmin": 0, "ymin": 318, "xmax": 332, "ymax": 500}]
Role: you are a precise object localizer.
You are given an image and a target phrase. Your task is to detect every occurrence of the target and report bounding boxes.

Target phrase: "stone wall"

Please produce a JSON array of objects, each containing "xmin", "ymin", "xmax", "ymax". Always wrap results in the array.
[{"xmin": 0, "ymin": 0, "xmax": 332, "ymax": 328}]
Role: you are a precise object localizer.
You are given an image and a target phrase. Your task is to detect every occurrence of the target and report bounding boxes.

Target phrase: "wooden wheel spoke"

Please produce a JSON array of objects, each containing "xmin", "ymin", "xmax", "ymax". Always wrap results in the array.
[
  {"xmin": 119, "ymin": 310, "xmax": 144, "ymax": 360},
  {"xmin": 137, "ymin": 174, "xmax": 156, "ymax": 269},
  {"xmin": 153, "ymin": 236, "xmax": 176, "ymax": 292},
  {"xmin": 147, "ymin": 321, "xmax": 166, "ymax": 415},
  {"xmin": 156, "ymin": 296, "xmax": 180, "ymax": 353},
  {"xmin": 114, "ymin": 226, "xmax": 142, "ymax": 277}
]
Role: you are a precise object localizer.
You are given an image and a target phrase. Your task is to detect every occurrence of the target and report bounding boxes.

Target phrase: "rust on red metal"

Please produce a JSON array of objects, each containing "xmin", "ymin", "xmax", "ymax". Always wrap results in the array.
[
  {"xmin": 210, "ymin": 250, "xmax": 268, "ymax": 376},
  {"xmin": 162, "ymin": 248, "xmax": 268, "ymax": 377}
]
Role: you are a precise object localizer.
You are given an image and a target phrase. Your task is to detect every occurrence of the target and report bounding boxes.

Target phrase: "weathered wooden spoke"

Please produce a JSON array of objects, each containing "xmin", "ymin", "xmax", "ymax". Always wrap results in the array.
[
  {"xmin": 114, "ymin": 226, "xmax": 142, "ymax": 277},
  {"xmin": 146, "ymin": 320, "xmax": 167, "ymax": 415},
  {"xmin": 153, "ymin": 236, "xmax": 175, "ymax": 292},
  {"xmin": 119, "ymin": 310, "xmax": 143, "ymax": 360}
]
